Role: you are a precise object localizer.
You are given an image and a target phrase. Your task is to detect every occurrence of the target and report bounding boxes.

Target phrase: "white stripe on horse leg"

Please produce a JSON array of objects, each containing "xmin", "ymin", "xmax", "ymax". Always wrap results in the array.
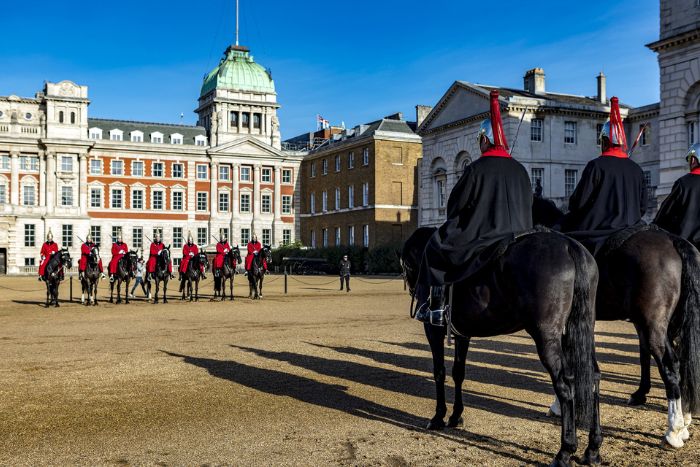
[
  {"xmin": 681, "ymin": 411, "xmax": 692, "ymax": 441},
  {"xmin": 665, "ymin": 398, "xmax": 685, "ymax": 448},
  {"xmin": 547, "ymin": 396, "xmax": 561, "ymax": 417}
]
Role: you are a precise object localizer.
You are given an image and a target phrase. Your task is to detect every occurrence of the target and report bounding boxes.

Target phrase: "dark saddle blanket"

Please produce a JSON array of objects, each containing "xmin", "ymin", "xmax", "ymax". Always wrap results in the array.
[{"xmin": 596, "ymin": 223, "xmax": 660, "ymax": 259}]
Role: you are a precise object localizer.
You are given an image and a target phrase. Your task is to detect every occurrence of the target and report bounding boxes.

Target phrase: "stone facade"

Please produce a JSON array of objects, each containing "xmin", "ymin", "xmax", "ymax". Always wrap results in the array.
[{"xmin": 298, "ymin": 115, "xmax": 422, "ymax": 249}]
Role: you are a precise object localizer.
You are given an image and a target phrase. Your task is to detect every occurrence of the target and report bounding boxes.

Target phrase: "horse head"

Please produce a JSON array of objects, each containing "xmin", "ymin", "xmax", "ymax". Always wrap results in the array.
[
  {"xmin": 161, "ymin": 246, "xmax": 171, "ymax": 268},
  {"xmin": 199, "ymin": 252, "xmax": 209, "ymax": 271},
  {"xmin": 262, "ymin": 245, "xmax": 272, "ymax": 264},
  {"xmin": 60, "ymin": 248, "xmax": 73, "ymax": 269},
  {"xmin": 400, "ymin": 227, "xmax": 436, "ymax": 295}
]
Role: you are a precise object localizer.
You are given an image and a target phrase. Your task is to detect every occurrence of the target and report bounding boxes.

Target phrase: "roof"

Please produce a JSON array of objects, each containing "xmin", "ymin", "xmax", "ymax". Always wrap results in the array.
[
  {"xmin": 200, "ymin": 45, "xmax": 275, "ymax": 97},
  {"xmin": 473, "ymin": 83, "xmax": 631, "ymax": 110},
  {"xmin": 88, "ymin": 118, "xmax": 206, "ymax": 145},
  {"xmin": 309, "ymin": 115, "xmax": 419, "ymax": 155}
]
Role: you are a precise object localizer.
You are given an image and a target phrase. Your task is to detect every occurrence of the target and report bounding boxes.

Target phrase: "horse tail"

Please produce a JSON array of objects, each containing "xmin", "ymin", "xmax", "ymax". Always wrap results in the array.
[
  {"xmin": 563, "ymin": 237, "xmax": 596, "ymax": 427},
  {"xmin": 671, "ymin": 237, "xmax": 700, "ymax": 414}
]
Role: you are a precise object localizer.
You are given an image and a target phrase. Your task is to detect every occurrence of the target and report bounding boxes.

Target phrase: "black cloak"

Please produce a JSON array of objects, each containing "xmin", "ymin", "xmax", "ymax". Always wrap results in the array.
[{"xmin": 654, "ymin": 173, "xmax": 700, "ymax": 247}]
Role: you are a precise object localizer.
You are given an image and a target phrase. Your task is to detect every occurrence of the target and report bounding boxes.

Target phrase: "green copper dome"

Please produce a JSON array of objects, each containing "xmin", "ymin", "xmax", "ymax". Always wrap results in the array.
[{"xmin": 200, "ymin": 46, "xmax": 275, "ymax": 96}]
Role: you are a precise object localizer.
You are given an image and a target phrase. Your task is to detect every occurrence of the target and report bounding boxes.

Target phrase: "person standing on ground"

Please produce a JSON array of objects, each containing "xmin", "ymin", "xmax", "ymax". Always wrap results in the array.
[
  {"xmin": 339, "ymin": 254, "xmax": 351, "ymax": 292},
  {"xmin": 130, "ymin": 257, "xmax": 148, "ymax": 298}
]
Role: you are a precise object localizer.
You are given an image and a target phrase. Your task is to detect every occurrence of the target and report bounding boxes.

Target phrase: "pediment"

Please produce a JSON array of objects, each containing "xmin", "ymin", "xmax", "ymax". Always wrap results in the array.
[
  {"xmin": 210, "ymin": 136, "xmax": 284, "ymax": 158},
  {"xmin": 420, "ymin": 82, "xmax": 492, "ymax": 133}
]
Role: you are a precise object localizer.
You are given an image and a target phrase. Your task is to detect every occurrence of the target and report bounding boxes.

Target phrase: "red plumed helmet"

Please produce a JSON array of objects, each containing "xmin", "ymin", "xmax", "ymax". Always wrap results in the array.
[
  {"xmin": 600, "ymin": 96, "xmax": 628, "ymax": 158},
  {"xmin": 478, "ymin": 90, "xmax": 510, "ymax": 157}
]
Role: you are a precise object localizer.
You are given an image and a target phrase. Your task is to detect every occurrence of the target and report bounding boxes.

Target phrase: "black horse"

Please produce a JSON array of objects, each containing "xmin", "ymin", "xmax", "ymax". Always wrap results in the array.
[
  {"xmin": 402, "ymin": 227, "xmax": 602, "ymax": 466},
  {"xmin": 42, "ymin": 249, "xmax": 72, "ymax": 308},
  {"xmin": 247, "ymin": 246, "xmax": 271, "ymax": 300},
  {"xmin": 148, "ymin": 246, "xmax": 171, "ymax": 304},
  {"xmin": 214, "ymin": 246, "xmax": 242, "ymax": 301},
  {"xmin": 532, "ymin": 200, "xmax": 700, "ymax": 448},
  {"xmin": 80, "ymin": 246, "xmax": 101, "ymax": 306},
  {"xmin": 180, "ymin": 252, "xmax": 208, "ymax": 301},
  {"xmin": 109, "ymin": 251, "xmax": 137, "ymax": 304}
]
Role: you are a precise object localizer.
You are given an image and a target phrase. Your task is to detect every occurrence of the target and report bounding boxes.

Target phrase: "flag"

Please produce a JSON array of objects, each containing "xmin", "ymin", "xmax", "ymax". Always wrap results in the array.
[{"xmin": 316, "ymin": 114, "xmax": 330, "ymax": 130}]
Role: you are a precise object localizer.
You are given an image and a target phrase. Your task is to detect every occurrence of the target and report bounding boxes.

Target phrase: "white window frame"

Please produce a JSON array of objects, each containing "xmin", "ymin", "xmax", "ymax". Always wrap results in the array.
[
  {"xmin": 90, "ymin": 187, "xmax": 102, "ymax": 208},
  {"xmin": 565, "ymin": 169, "xmax": 578, "ymax": 197},
  {"xmin": 310, "ymin": 230, "xmax": 316, "ymax": 248},
  {"xmin": 170, "ymin": 133, "xmax": 183, "ymax": 145},
  {"xmin": 152, "ymin": 161, "xmax": 164, "ymax": 178},
  {"xmin": 348, "ymin": 152, "xmax": 355, "ymax": 169},
  {"xmin": 261, "ymin": 167, "xmax": 272, "ymax": 183},
  {"xmin": 89, "ymin": 128, "xmax": 103, "ymax": 140},
  {"xmin": 348, "ymin": 226, "xmax": 355, "ymax": 246},
  {"xmin": 261, "ymin": 193, "xmax": 272, "ymax": 214},
  {"xmin": 348, "ymin": 185, "xmax": 355, "ymax": 209},
  {"xmin": 240, "ymin": 192, "xmax": 251, "ymax": 213},
  {"xmin": 151, "ymin": 132, "xmax": 164, "ymax": 144},
  {"xmin": 531, "ymin": 118, "xmax": 543, "ymax": 142},
  {"xmin": 310, "ymin": 162, "xmax": 317, "ymax": 178},
  {"xmin": 335, "ymin": 227, "xmax": 341, "ymax": 246},
  {"xmin": 89, "ymin": 158, "xmax": 102, "ymax": 175},
  {"xmin": 131, "ymin": 188, "xmax": 144, "ymax": 209},
  {"xmin": 130, "ymin": 131, "xmax": 144, "ymax": 143},
  {"xmin": 282, "ymin": 195, "xmax": 292, "ymax": 214},
  {"xmin": 172, "ymin": 163, "xmax": 184, "ymax": 178},
  {"xmin": 322, "ymin": 191, "xmax": 328, "ymax": 212},
  {"xmin": 240, "ymin": 166, "xmax": 251, "ymax": 181},
  {"xmin": 322, "ymin": 228, "xmax": 328, "ymax": 247},
  {"xmin": 196, "ymin": 192, "xmax": 208, "ymax": 211},
  {"xmin": 196, "ymin": 164, "xmax": 208, "ymax": 180},
  {"xmin": 310, "ymin": 193, "xmax": 316, "ymax": 214},
  {"xmin": 111, "ymin": 188, "xmax": 124, "ymax": 209},
  {"xmin": 22, "ymin": 182, "xmax": 36, "ymax": 206},
  {"xmin": 194, "ymin": 135, "xmax": 207, "ymax": 147},
  {"xmin": 335, "ymin": 154, "xmax": 341, "ymax": 172},
  {"xmin": 151, "ymin": 189, "xmax": 165, "ymax": 210},
  {"xmin": 362, "ymin": 183, "xmax": 369, "ymax": 206},
  {"xmin": 131, "ymin": 160, "xmax": 144, "ymax": 177},
  {"xmin": 109, "ymin": 129, "xmax": 123, "ymax": 141},
  {"xmin": 219, "ymin": 165, "xmax": 231, "ymax": 181},
  {"xmin": 282, "ymin": 169, "xmax": 292, "ymax": 184},
  {"xmin": 171, "ymin": 190, "xmax": 184, "ymax": 211},
  {"xmin": 60, "ymin": 155, "xmax": 73, "ymax": 173},
  {"xmin": 61, "ymin": 185, "xmax": 73, "ymax": 206},
  {"xmin": 564, "ymin": 121, "xmax": 577, "ymax": 145},
  {"xmin": 363, "ymin": 147, "xmax": 369, "ymax": 166},
  {"xmin": 335, "ymin": 187, "xmax": 340, "ymax": 210},
  {"xmin": 219, "ymin": 191, "xmax": 230, "ymax": 212},
  {"xmin": 111, "ymin": 159, "xmax": 124, "ymax": 176},
  {"xmin": 322, "ymin": 159, "xmax": 328, "ymax": 175}
]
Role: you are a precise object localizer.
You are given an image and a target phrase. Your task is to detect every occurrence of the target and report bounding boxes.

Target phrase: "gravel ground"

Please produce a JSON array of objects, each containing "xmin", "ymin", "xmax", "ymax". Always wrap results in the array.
[{"xmin": 0, "ymin": 274, "xmax": 698, "ymax": 466}]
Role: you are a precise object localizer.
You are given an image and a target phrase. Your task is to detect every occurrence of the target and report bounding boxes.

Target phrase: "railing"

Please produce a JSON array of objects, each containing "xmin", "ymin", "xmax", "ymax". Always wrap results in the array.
[
  {"xmin": 0, "ymin": 124, "xmax": 8, "ymax": 133},
  {"xmin": 21, "ymin": 126, "xmax": 39, "ymax": 134}
]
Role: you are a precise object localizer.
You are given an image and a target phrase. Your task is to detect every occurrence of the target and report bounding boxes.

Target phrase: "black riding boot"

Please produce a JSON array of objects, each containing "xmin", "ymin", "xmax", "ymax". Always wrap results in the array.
[{"xmin": 414, "ymin": 284, "xmax": 447, "ymax": 326}]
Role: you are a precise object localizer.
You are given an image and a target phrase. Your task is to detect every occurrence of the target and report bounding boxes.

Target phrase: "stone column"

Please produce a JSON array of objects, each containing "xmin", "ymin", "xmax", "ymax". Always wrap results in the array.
[
  {"xmin": 79, "ymin": 152, "xmax": 88, "ymax": 212},
  {"xmin": 38, "ymin": 150, "xmax": 46, "ymax": 207},
  {"xmin": 46, "ymin": 151, "xmax": 56, "ymax": 213},
  {"xmin": 248, "ymin": 112, "xmax": 253, "ymax": 135},
  {"xmin": 210, "ymin": 160, "xmax": 218, "ymax": 217},
  {"xmin": 253, "ymin": 164, "xmax": 261, "ymax": 236},
  {"xmin": 231, "ymin": 163, "xmax": 240, "ymax": 244},
  {"xmin": 10, "ymin": 151, "xmax": 19, "ymax": 205},
  {"xmin": 273, "ymin": 165, "xmax": 282, "ymax": 245},
  {"xmin": 237, "ymin": 108, "xmax": 243, "ymax": 134}
]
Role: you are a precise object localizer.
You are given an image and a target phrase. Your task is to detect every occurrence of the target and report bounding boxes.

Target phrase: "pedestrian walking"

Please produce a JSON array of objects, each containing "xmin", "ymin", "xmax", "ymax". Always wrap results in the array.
[
  {"xmin": 130, "ymin": 257, "xmax": 148, "ymax": 298},
  {"xmin": 339, "ymin": 255, "xmax": 351, "ymax": 292}
]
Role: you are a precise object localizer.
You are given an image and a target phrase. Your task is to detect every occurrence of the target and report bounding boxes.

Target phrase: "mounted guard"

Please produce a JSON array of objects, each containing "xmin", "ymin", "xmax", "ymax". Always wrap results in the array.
[
  {"xmin": 179, "ymin": 232, "xmax": 206, "ymax": 281},
  {"xmin": 214, "ymin": 234, "xmax": 232, "ymax": 278},
  {"xmin": 38, "ymin": 230, "xmax": 60, "ymax": 282},
  {"xmin": 245, "ymin": 234, "xmax": 268, "ymax": 273},
  {"xmin": 109, "ymin": 233, "xmax": 129, "ymax": 283},
  {"xmin": 147, "ymin": 233, "xmax": 173, "ymax": 281},
  {"xmin": 79, "ymin": 233, "xmax": 104, "ymax": 281}
]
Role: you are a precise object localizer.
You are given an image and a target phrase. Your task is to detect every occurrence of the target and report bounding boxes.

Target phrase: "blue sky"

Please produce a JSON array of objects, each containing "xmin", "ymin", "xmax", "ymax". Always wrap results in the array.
[{"xmin": 0, "ymin": 0, "xmax": 660, "ymax": 138}]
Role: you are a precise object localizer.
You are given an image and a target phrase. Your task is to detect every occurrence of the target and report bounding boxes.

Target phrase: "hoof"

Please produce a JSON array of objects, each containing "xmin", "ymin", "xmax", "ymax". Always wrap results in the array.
[
  {"xmin": 163, "ymin": 299, "xmax": 168, "ymax": 304},
  {"xmin": 426, "ymin": 418, "xmax": 445, "ymax": 430},
  {"xmin": 109, "ymin": 299, "xmax": 113, "ymax": 303},
  {"xmin": 54, "ymin": 303, "xmax": 60, "ymax": 308},
  {"xmin": 681, "ymin": 427, "xmax": 690, "ymax": 442},
  {"xmin": 580, "ymin": 448, "xmax": 602, "ymax": 466},
  {"xmin": 549, "ymin": 459, "xmax": 572, "ymax": 467},
  {"xmin": 627, "ymin": 393, "xmax": 647, "ymax": 407},
  {"xmin": 116, "ymin": 299, "xmax": 122, "ymax": 304},
  {"xmin": 664, "ymin": 431, "xmax": 685, "ymax": 449},
  {"xmin": 447, "ymin": 416, "xmax": 463, "ymax": 428}
]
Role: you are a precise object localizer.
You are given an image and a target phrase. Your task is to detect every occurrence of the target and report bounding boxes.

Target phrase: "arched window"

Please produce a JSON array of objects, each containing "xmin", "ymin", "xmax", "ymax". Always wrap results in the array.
[
  {"xmin": 454, "ymin": 151, "xmax": 471, "ymax": 178},
  {"xmin": 58, "ymin": 111, "xmax": 64, "ymax": 124},
  {"xmin": 70, "ymin": 112, "xmax": 76, "ymax": 124},
  {"xmin": 430, "ymin": 157, "xmax": 447, "ymax": 213}
]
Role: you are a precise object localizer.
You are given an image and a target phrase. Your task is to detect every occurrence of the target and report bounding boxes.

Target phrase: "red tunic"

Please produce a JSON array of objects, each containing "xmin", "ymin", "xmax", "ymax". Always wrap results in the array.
[
  {"xmin": 215, "ymin": 241, "xmax": 232, "ymax": 269},
  {"xmin": 39, "ymin": 241, "xmax": 59, "ymax": 276},
  {"xmin": 109, "ymin": 242, "xmax": 128, "ymax": 274},
  {"xmin": 79, "ymin": 242, "xmax": 103, "ymax": 272},
  {"xmin": 245, "ymin": 241, "xmax": 267, "ymax": 271},
  {"xmin": 179, "ymin": 243, "xmax": 199, "ymax": 273},
  {"xmin": 148, "ymin": 242, "xmax": 170, "ymax": 273}
]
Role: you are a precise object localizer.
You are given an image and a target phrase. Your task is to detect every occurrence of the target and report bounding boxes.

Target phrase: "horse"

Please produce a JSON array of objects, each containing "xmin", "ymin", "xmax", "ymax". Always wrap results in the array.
[
  {"xmin": 148, "ymin": 246, "xmax": 171, "ymax": 304},
  {"xmin": 532, "ymin": 199, "xmax": 700, "ymax": 448},
  {"xmin": 401, "ymin": 227, "xmax": 602, "ymax": 466},
  {"xmin": 181, "ymin": 252, "xmax": 208, "ymax": 301},
  {"xmin": 42, "ymin": 249, "xmax": 72, "ymax": 308},
  {"xmin": 80, "ymin": 246, "xmax": 101, "ymax": 306},
  {"xmin": 109, "ymin": 251, "xmax": 137, "ymax": 304},
  {"xmin": 247, "ymin": 246, "xmax": 271, "ymax": 300},
  {"xmin": 214, "ymin": 246, "xmax": 242, "ymax": 301}
]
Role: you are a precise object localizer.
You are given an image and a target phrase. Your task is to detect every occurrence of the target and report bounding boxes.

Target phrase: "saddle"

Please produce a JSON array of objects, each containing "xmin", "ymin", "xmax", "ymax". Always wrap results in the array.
[{"xmin": 596, "ymin": 223, "xmax": 659, "ymax": 259}]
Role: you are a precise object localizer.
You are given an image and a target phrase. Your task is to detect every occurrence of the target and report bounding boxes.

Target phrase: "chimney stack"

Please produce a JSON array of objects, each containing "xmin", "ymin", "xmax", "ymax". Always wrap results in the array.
[
  {"xmin": 597, "ymin": 72, "xmax": 607, "ymax": 103},
  {"xmin": 524, "ymin": 68, "xmax": 546, "ymax": 95},
  {"xmin": 415, "ymin": 105, "xmax": 433, "ymax": 127}
]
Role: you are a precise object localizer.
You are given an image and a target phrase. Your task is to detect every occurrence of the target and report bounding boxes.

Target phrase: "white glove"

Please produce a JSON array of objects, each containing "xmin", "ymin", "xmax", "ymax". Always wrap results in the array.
[
  {"xmin": 224, "ymin": 249, "xmax": 229, "ymax": 253},
  {"xmin": 189, "ymin": 252, "xmax": 194, "ymax": 257},
  {"xmin": 119, "ymin": 250, "xmax": 125, "ymax": 255},
  {"xmin": 41, "ymin": 256, "xmax": 45, "ymax": 261},
  {"xmin": 158, "ymin": 250, "xmax": 162, "ymax": 255}
]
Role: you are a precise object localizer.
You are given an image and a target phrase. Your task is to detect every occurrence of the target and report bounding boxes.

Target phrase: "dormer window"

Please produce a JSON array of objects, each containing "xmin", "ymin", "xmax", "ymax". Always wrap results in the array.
[
  {"xmin": 151, "ymin": 132, "xmax": 163, "ymax": 144},
  {"xmin": 109, "ymin": 129, "xmax": 123, "ymax": 141},
  {"xmin": 130, "ymin": 131, "xmax": 144, "ymax": 143},
  {"xmin": 170, "ymin": 133, "xmax": 183, "ymax": 145},
  {"xmin": 89, "ymin": 128, "xmax": 103, "ymax": 140},
  {"xmin": 194, "ymin": 135, "xmax": 207, "ymax": 147}
]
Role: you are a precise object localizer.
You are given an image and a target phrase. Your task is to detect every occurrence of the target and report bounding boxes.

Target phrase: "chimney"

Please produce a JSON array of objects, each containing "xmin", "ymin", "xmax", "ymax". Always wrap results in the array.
[
  {"xmin": 415, "ymin": 105, "xmax": 433, "ymax": 127},
  {"xmin": 524, "ymin": 68, "xmax": 546, "ymax": 95},
  {"xmin": 597, "ymin": 72, "xmax": 607, "ymax": 103},
  {"xmin": 384, "ymin": 112, "xmax": 404, "ymax": 121}
]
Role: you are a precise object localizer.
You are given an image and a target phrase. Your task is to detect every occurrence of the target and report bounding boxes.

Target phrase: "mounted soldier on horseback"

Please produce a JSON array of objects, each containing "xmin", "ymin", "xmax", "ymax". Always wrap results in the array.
[
  {"xmin": 245, "ymin": 234, "xmax": 270, "ymax": 299},
  {"xmin": 147, "ymin": 232, "xmax": 173, "ymax": 304},
  {"xmin": 39, "ymin": 230, "xmax": 72, "ymax": 307},
  {"xmin": 179, "ymin": 232, "xmax": 208, "ymax": 301},
  {"xmin": 79, "ymin": 232, "xmax": 104, "ymax": 306},
  {"xmin": 108, "ymin": 233, "xmax": 135, "ymax": 304},
  {"xmin": 213, "ymin": 234, "xmax": 241, "ymax": 300}
]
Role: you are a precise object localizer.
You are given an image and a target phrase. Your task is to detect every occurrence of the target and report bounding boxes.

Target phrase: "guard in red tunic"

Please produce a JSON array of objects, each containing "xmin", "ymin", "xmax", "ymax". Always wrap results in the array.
[
  {"xmin": 38, "ymin": 230, "xmax": 60, "ymax": 281},
  {"xmin": 245, "ymin": 234, "xmax": 268, "ymax": 272},
  {"xmin": 147, "ymin": 232, "xmax": 172, "ymax": 280},
  {"xmin": 78, "ymin": 233, "xmax": 104, "ymax": 280},
  {"xmin": 655, "ymin": 143, "xmax": 700, "ymax": 248},
  {"xmin": 109, "ymin": 233, "xmax": 129, "ymax": 282},
  {"xmin": 214, "ymin": 234, "xmax": 232, "ymax": 277},
  {"xmin": 179, "ymin": 232, "xmax": 206, "ymax": 279}
]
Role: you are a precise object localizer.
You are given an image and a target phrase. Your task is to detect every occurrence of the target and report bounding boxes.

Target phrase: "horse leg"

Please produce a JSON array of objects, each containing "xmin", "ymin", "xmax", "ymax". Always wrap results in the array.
[
  {"xmin": 259, "ymin": 276, "xmax": 264, "ymax": 298},
  {"xmin": 230, "ymin": 275, "xmax": 234, "ymax": 301},
  {"xmin": 46, "ymin": 283, "xmax": 50, "ymax": 308},
  {"xmin": 424, "ymin": 323, "xmax": 448, "ymax": 430},
  {"xmin": 54, "ymin": 282, "xmax": 60, "ymax": 307},
  {"xmin": 447, "ymin": 335, "xmax": 470, "ymax": 427},
  {"xmin": 110, "ymin": 281, "xmax": 114, "ymax": 303},
  {"xmin": 81, "ymin": 280, "xmax": 86, "ymax": 305},
  {"xmin": 163, "ymin": 280, "xmax": 168, "ymax": 304},
  {"xmin": 125, "ymin": 279, "xmax": 130, "ymax": 304},
  {"xmin": 116, "ymin": 280, "xmax": 122, "ymax": 304},
  {"xmin": 582, "ymin": 357, "xmax": 604, "ymax": 466},
  {"xmin": 195, "ymin": 279, "xmax": 199, "ymax": 302},
  {"xmin": 651, "ymin": 337, "xmax": 686, "ymax": 448},
  {"xmin": 154, "ymin": 280, "xmax": 159, "ymax": 304},
  {"xmin": 628, "ymin": 338, "xmax": 652, "ymax": 407}
]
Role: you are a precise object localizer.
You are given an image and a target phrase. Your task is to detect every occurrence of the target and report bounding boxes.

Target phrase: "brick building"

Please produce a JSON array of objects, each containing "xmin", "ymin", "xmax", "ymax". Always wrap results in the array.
[{"xmin": 297, "ymin": 113, "xmax": 422, "ymax": 249}]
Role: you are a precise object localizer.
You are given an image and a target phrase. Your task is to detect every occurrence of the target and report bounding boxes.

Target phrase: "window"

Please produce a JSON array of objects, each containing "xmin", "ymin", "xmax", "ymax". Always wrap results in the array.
[
  {"xmin": 89, "ymin": 188, "xmax": 101, "ymax": 208},
  {"xmin": 131, "ymin": 189, "xmax": 143, "ymax": 209},
  {"xmin": 363, "ymin": 147, "xmax": 369, "ymax": 166},
  {"xmin": 111, "ymin": 188, "xmax": 123, "ymax": 209},
  {"xmin": 172, "ymin": 191, "xmax": 184, "ymax": 211},
  {"xmin": 90, "ymin": 159, "xmax": 102, "ymax": 175},
  {"xmin": 240, "ymin": 166, "xmax": 251, "ymax": 181},
  {"xmin": 152, "ymin": 190, "xmax": 164, "ymax": 210},
  {"xmin": 197, "ymin": 192, "xmax": 208, "ymax": 211},
  {"xmin": 261, "ymin": 193, "xmax": 272, "ymax": 213},
  {"xmin": 596, "ymin": 123, "xmax": 604, "ymax": 145},
  {"xmin": 131, "ymin": 132, "xmax": 143, "ymax": 143},
  {"xmin": 689, "ymin": 122, "xmax": 696, "ymax": 145},
  {"xmin": 0, "ymin": 183, "xmax": 6, "ymax": 204},
  {"xmin": 111, "ymin": 160, "xmax": 124, "ymax": 175},
  {"xmin": 152, "ymin": 162, "xmax": 164, "ymax": 177},
  {"xmin": 564, "ymin": 121, "xmax": 577, "ymax": 144},
  {"xmin": 282, "ymin": 169, "xmax": 292, "ymax": 184},
  {"xmin": 362, "ymin": 183, "xmax": 369, "ymax": 206},
  {"xmin": 335, "ymin": 187, "xmax": 340, "ymax": 210},
  {"xmin": 348, "ymin": 185, "xmax": 354, "ymax": 209},
  {"xmin": 531, "ymin": 118, "xmax": 543, "ymax": 142},
  {"xmin": 644, "ymin": 170, "xmax": 652, "ymax": 188},
  {"xmin": 20, "ymin": 156, "xmax": 38, "ymax": 171},
  {"xmin": 1, "ymin": 155, "xmax": 9, "ymax": 170},
  {"xmin": 219, "ymin": 192, "xmax": 230, "ymax": 212},
  {"xmin": 240, "ymin": 193, "xmax": 251, "ymax": 213},
  {"xmin": 363, "ymin": 225, "xmax": 369, "ymax": 247},
  {"xmin": 531, "ymin": 167, "xmax": 544, "ymax": 192},
  {"xmin": 230, "ymin": 111, "xmax": 239, "ymax": 127},
  {"xmin": 262, "ymin": 229, "xmax": 271, "ymax": 245},
  {"xmin": 335, "ymin": 154, "xmax": 341, "ymax": 172},
  {"xmin": 89, "ymin": 128, "xmax": 102, "ymax": 140},
  {"xmin": 310, "ymin": 193, "xmax": 315, "ymax": 214},
  {"xmin": 91, "ymin": 226, "xmax": 101, "ymax": 246},
  {"xmin": 322, "ymin": 228, "xmax": 328, "ymax": 247},
  {"xmin": 70, "ymin": 112, "xmax": 76, "ymax": 124},
  {"xmin": 172, "ymin": 163, "xmax": 184, "ymax": 178},
  {"xmin": 24, "ymin": 224, "xmax": 35, "ymax": 247},
  {"xmin": 62, "ymin": 224, "xmax": 73, "ymax": 248},
  {"xmin": 197, "ymin": 228, "xmax": 207, "ymax": 246},
  {"xmin": 110, "ymin": 130, "xmax": 123, "ymax": 141},
  {"xmin": 282, "ymin": 229, "xmax": 291, "ymax": 245},
  {"xmin": 195, "ymin": 136, "xmax": 207, "ymax": 146},
  {"xmin": 322, "ymin": 159, "xmax": 328, "ymax": 175},
  {"xmin": 241, "ymin": 228, "xmax": 250, "ymax": 245},
  {"xmin": 196, "ymin": 164, "xmax": 208, "ymax": 180},
  {"xmin": 335, "ymin": 227, "xmax": 341, "ymax": 246},
  {"xmin": 348, "ymin": 152, "xmax": 355, "ymax": 169},
  {"xmin": 59, "ymin": 111, "xmax": 64, "ymax": 123},
  {"xmin": 282, "ymin": 195, "xmax": 292, "ymax": 214},
  {"xmin": 253, "ymin": 113, "xmax": 262, "ymax": 129},
  {"xmin": 173, "ymin": 227, "xmax": 183, "ymax": 248},
  {"xmin": 24, "ymin": 258, "xmax": 35, "ymax": 267},
  {"xmin": 111, "ymin": 226, "xmax": 122, "ymax": 241},
  {"xmin": 310, "ymin": 230, "xmax": 316, "ymax": 248},
  {"xmin": 310, "ymin": 162, "xmax": 316, "ymax": 178},
  {"xmin": 61, "ymin": 186, "xmax": 73, "ymax": 206},
  {"xmin": 132, "ymin": 161, "xmax": 144, "ymax": 177},
  {"xmin": 640, "ymin": 124, "xmax": 649, "ymax": 146},
  {"xmin": 348, "ymin": 226, "xmax": 355, "ymax": 246},
  {"xmin": 565, "ymin": 169, "xmax": 578, "ymax": 197},
  {"xmin": 171, "ymin": 134, "xmax": 183, "ymax": 145},
  {"xmin": 322, "ymin": 191, "xmax": 328, "ymax": 212},
  {"xmin": 219, "ymin": 165, "xmax": 231, "ymax": 181},
  {"xmin": 242, "ymin": 113, "xmax": 250, "ymax": 128},
  {"xmin": 132, "ymin": 227, "xmax": 143, "ymax": 250},
  {"xmin": 61, "ymin": 156, "xmax": 73, "ymax": 172},
  {"xmin": 261, "ymin": 168, "xmax": 272, "ymax": 183},
  {"xmin": 22, "ymin": 185, "xmax": 35, "ymax": 206},
  {"xmin": 151, "ymin": 132, "xmax": 163, "ymax": 144},
  {"xmin": 436, "ymin": 179, "xmax": 446, "ymax": 208}
]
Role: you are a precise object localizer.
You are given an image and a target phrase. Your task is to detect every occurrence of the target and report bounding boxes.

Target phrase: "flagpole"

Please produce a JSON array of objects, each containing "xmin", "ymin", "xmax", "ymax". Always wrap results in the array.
[{"xmin": 235, "ymin": 0, "xmax": 239, "ymax": 46}]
